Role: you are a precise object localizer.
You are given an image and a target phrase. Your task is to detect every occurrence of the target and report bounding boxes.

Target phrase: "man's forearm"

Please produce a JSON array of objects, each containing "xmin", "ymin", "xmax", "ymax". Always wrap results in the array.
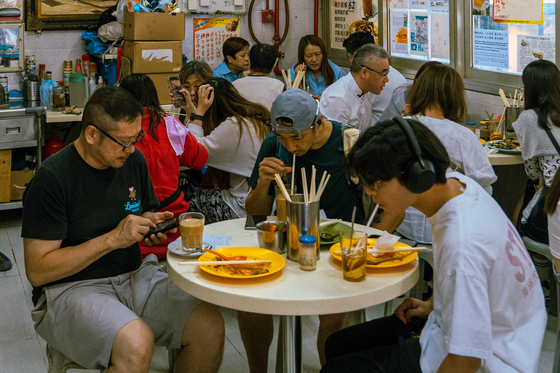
[
  {"xmin": 24, "ymin": 234, "xmax": 116, "ymax": 287},
  {"xmin": 246, "ymin": 183, "xmax": 274, "ymax": 216}
]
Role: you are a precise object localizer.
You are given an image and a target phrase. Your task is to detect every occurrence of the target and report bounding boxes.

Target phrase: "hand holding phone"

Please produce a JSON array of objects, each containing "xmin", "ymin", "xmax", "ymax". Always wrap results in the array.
[
  {"xmin": 168, "ymin": 76, "xmax": 186, "ymax": 108},
  {"xmin": 144, "ymin": 217, "xmax": 180, "ymax": 239}
]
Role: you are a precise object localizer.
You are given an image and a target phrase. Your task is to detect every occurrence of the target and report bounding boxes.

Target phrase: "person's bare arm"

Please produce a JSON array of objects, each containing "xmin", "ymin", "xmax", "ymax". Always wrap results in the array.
[
  {"xmin": 245, "ymin": 157, "xmax": 291, "ymax": 216},
  {"xmin": 24, "ymin": 213, "xmax": 164, "ymax": 287},
  {"xmin": 436, "ymin": 354, "xmax": 481, "ymax": 373}
]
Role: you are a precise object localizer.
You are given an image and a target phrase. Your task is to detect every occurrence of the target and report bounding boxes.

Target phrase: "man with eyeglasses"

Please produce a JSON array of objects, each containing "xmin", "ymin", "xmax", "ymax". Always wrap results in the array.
[
  {"xmin": 320, "ymin": 43, "xmax": 394, "ymax": 132},
  {"xmin": 21, "ymin": 86, "xmax": 225, "ymax": 373},
  {"xmin": 241, "ymin": 88, "xmax": 365, "ymax": 372}
]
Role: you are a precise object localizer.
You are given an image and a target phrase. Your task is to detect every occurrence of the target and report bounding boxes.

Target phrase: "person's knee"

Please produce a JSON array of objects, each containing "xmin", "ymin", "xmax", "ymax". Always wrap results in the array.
[
  {"xmin": 112, "ymin": 319, "xmax": 154, "ymax": 373},
  {"xmin": 319, "ymin": 313, "xmax": 350, "ymax": 330},
  {"xmin": 182, "ymin": 302, "xmax": 225, "ymax": 349}
]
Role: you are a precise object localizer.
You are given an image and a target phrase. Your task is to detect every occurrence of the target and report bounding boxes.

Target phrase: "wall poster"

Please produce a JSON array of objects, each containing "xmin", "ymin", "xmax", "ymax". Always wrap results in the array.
[
  {"xmin": 473, "ymin": 29, "xmax": 509, "ymax": 69},
  {"xmin": 193, "ymin": 18, "xmax": 240, "ymax": 70},
  {"xmin": 410, "ymin": 13, "xmax": 429, "ymax": 56},
  {"xmin": 493, "ymin": 0, "xmax": 544, "ymax": 24},
  {"xmin": 391, "ymin": 11, "xmax": 409, "ymax": 54},
  {"xmin": 330, "ymin": 0, "xmax": 379, "ymax": 51},
  {"xmin": 517, "ymin": 34, "xmax": 555, "ymax": 72}
]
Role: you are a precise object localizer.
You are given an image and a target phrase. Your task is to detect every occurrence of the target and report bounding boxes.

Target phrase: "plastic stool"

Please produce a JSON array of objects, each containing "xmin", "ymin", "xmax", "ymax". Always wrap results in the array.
[
  {"xmin": 522, "ymin": 236, "xmax": 558, "ymax": 317},
  {"xmin": 46, "ymin": 344, "xmax": 179, "ymax": 373}
]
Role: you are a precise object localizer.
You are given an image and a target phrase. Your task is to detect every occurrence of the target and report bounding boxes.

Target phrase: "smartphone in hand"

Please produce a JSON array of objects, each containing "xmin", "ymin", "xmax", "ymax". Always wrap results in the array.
[
  {"xmin": 144, "ymin": 217, "xmax": 180, "ymax": 239},
  {"xmin": 168, "ymin": 76, "xmax": 186, "ymax": 108}
]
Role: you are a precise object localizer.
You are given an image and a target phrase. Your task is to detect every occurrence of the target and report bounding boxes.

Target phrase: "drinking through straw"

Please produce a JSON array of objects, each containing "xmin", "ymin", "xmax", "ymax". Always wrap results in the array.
[{"xmin": 291, "ymin": 153, "xmax": 296, "ymax": 191}]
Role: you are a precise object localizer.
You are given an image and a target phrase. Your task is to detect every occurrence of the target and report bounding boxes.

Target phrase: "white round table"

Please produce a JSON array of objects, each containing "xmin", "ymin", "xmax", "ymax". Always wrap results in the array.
[
  {"xmin": 167, "ymin": 218, "xmax": 419, "ymax": 373},
  {"xmin": 487, "ymin": 151, "xmax": 523, "ymax": 166}
]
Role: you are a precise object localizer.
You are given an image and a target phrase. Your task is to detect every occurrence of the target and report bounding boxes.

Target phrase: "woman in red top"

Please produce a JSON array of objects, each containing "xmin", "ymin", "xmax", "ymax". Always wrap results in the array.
[{"xmin": 120, "ymin": 74, "xmax": 208, "ymax": 259}]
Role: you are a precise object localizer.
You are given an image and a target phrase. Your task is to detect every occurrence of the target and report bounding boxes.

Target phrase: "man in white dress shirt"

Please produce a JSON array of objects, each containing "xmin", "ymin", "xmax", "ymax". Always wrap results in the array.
[
  {"xmin": 319, "ymin": 44, "xmax": 389, "ymax": 132},
  {"xmin": 344, "ymin": 33, "xmax": 407, "ymax": 124},
  {"xmin": 232, "ymin": 43, "xmax": 284, "ymax": 111}
]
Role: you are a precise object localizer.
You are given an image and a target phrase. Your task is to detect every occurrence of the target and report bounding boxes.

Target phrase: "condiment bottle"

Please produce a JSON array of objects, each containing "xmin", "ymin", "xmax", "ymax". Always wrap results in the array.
[
  {"xmin": 466, "ymin": 122, "xmax": 476, "ymax": 134},
  {"xmin": 506, "ymin": 128, "xmax": 516, "ymax": 140},
  {"xmin": 299, "ymin": 235, "xmax": 317, "ymax": 271},
  {"xmin": 479, "ymin": 121, "xmax": 490, "ymax": 140}
]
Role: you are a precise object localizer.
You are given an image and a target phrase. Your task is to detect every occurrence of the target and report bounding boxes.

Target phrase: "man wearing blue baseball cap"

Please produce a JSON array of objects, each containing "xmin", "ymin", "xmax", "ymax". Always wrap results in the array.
[{"xmin": 240, "ymin": 88, "xmax": 365, "ymax": 372}]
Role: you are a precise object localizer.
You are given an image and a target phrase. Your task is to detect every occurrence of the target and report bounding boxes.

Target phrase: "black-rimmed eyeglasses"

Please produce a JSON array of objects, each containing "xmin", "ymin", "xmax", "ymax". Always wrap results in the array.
[
  {"xmin": 91, "ymin": 124, "xmax": 145, "ymax": 151},
  {"xmin": 361, "ymin": 65, "xmax": 390, "ymax": 78}
]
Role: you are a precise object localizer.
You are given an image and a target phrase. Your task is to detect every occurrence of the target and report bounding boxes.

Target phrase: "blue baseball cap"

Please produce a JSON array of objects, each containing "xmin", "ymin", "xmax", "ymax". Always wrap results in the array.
[{"xmin": 270, "ymin": 89, "xmax": 320, "ymax": 137}]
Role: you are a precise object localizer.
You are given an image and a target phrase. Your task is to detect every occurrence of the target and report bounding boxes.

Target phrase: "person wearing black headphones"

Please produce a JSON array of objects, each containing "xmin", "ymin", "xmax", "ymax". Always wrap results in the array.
[{"xmin": 320, "ymin": 118, "xmax": 546, "ymax": 373}]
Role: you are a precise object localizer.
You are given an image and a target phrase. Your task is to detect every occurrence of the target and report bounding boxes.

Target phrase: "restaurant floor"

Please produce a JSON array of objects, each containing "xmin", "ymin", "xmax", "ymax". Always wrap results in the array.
[{"xmin": 0, "ymin": 209, "xmax": 556, "ymax": 373}]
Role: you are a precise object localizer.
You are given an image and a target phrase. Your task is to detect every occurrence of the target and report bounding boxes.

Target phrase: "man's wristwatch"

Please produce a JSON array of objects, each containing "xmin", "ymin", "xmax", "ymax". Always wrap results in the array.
[{"xmin": 190, "ymin": 112, "xmax": 205, "ymax": 122}]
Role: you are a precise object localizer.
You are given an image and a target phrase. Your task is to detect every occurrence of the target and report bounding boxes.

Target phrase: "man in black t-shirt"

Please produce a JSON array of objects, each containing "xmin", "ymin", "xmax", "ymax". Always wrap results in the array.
[{"xmin": 22, "ymin": 87, "xmax": 224, "ymax": 372}]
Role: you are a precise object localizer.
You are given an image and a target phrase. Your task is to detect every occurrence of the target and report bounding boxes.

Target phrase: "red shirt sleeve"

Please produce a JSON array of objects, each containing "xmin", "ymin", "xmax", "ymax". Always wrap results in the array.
[{"xmin": 179, "ymin": 132, "xmax": 208, "ymax": 170}]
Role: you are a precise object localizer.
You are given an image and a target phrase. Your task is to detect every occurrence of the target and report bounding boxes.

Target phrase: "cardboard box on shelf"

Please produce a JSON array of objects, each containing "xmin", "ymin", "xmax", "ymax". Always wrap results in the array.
[
  {"xmin": 124, "ymin": 12, "xmax": 185, "ymax": 41},
  {"xmin": 147, "ymin": 73, "xmax": 173, "ymax": 105},
  {"xmin": 124, "ymin": 41, "xmax": 182, "ymax": 74},
  {"xmin": 10, "ymin": 170, "xmax": 34, "ymax": 201}
]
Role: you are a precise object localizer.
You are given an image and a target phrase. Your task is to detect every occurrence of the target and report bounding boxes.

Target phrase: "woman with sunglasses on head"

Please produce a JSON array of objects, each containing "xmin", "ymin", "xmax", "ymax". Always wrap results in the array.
[
  {"xmin": 180, "ymin": 77, "xmax": 271, "ymax": 224},
  {"xmin": 290, "ymin": 35, "xmax": 346, "ymax": 97},
  {"xmin": 395, "ymin": 64, "xmax": 496, "ymax": 246},
  {"xmin": 120, "ymin": 74, "xmax": 209, "ymax": 259}
]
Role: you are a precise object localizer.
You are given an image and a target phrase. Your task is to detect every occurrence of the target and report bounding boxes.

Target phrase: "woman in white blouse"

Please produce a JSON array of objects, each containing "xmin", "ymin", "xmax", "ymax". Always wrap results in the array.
[
  {"xmin": 514, "ymin": 59, "xmax": 560, "ymax": 244},
  {"xmin": 546, "ymin": 172, "xmax": 560, "ymax": 279},
  {"xmin": 397, "ymin": 64, "xmax": 497, "ymax": 244},
  {"xmin": 182, "ymin": 77, "xmax": 270, "ymax": 223}
]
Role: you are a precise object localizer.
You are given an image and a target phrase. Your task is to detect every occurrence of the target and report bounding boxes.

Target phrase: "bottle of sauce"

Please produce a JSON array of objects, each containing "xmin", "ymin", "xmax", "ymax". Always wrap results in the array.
[
  {"xmin": 479, "ymin": 121, "xmax": 490, "ymax": 140},
  {"xmin": 466, "ymin": 122, "xmax": 476, "ymax": 134},
  {"xmin": 299, "ymin": 235, "xmax": 317, "ymax": 271}
]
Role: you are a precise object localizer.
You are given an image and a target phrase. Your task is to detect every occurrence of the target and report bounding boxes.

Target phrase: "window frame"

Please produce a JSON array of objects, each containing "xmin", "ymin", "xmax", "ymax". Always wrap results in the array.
[{"xmin": 323, "ymin": 0, "xmax": 560, "ymax": 95}]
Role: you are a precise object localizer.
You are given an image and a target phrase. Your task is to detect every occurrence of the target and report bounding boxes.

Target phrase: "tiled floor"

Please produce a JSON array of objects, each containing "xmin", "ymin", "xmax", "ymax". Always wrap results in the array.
[{"xmin": 0, "ymin": 209, "xmax": 556, "ymax": 373}]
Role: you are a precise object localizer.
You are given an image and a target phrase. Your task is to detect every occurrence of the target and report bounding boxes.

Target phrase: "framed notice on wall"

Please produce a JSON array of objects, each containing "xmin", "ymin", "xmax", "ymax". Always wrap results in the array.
[
  {"xmin": 193, "ymin": 18, "xmax": 241, "ymax": 70},
  {"xmin": 327, "ymin": 0, "xmax": 379, "ymax": 67}
]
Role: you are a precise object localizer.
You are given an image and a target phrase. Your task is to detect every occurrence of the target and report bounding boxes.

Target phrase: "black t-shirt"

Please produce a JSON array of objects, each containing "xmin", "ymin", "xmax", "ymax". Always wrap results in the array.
[
  {"xmin": 248, "ymin": 121, "xmax": 365, "ymax": 224},
  {"xmin": 22, "ymin": 143, "xmax": 159, "ymax": 304}
]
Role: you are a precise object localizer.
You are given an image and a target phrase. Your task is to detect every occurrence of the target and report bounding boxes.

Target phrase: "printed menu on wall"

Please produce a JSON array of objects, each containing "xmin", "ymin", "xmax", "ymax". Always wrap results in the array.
[
  {"xmin": 493, "ymin": 0, "xmax": 544, "ymax": 24},
  {"xmin": 329, "ymin": 0, "xmax": 379, "ymax": 50},
  {"xmin": 517, "ymin": 35, "xmax": 555, "ymax": 71},
  {"xmin": 430, "ymin": 12, "xmax": 450, "ymax": 59},
  {"xmin": 473, "ymin": 29, "xmax": 509, "ymax": 69},
  {"xmin": 193, "ymin": 18, "xmax": 240, "ymax": 70},
  {"xmin": 391, "ymin": 12, "xmax": 409, "ymax": 54}
]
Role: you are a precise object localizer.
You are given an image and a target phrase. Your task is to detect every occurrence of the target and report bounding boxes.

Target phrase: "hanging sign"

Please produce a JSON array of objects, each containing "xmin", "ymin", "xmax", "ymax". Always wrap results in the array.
[{"xmin": 493, "ymin": 0, "xmax": 544, "ymax": 25}]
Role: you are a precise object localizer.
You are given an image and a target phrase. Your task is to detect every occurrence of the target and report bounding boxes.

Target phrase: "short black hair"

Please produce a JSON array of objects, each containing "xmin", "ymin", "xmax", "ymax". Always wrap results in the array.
[
  {"xmin": 345, "ymin": 118, "xmax": 450, "ymax": 188},
  {"xmin": 249, "ymin": 43, "xmax": 278, "ymax": 74},
  {"xmin": 343, "ymin": 32, "xmax": 375, "ymax": 55},
  {"xmin": 81, "ymin": 86, "xmax": 143, "ymax": 133},
  {"xmin": 223, "ymin": 37, "xmax": 250, "ymax": 60}
]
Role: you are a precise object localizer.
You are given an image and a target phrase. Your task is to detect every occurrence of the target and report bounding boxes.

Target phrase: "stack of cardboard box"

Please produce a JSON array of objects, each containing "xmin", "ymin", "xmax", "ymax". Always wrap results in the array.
[{"xmin": 123, "ymin": 12, "xmax": 185, "ymax": 105}]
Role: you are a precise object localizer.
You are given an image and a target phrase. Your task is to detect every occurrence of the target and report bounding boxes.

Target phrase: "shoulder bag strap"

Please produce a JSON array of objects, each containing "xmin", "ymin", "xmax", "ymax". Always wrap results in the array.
[
  {"xmin": 158, "ymin": 186, "xmax": 182, "ymax": 211},
  {"xmin": 544, "ymin": 126, "xmax": 560, "ymax": 156}
]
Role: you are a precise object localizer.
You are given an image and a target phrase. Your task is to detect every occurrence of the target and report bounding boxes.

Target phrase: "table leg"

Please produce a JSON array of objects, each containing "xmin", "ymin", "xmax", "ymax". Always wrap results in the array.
[{"xmin": 276, "ymin": 315, "xmax": 303, "ymax": 373}]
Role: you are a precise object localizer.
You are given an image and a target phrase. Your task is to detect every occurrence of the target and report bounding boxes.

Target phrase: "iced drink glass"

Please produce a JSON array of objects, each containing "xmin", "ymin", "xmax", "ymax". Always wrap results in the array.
[
  {"xmin": 340, "ymin": 231, "xmax": 367, "ymax": 282},
  {"xmin": 179, "ymin": 212, "xmax": 205, "ymax": 252}
]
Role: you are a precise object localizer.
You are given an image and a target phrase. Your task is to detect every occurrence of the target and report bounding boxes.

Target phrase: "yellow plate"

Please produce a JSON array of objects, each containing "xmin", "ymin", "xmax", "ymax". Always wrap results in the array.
[
  {"xmin": 197, "ymin": 247, "xmax": 286, "ymax": 279},
  {"xmin": 330, "ymin": 238, "xmax": 418, "ymax": 268}
]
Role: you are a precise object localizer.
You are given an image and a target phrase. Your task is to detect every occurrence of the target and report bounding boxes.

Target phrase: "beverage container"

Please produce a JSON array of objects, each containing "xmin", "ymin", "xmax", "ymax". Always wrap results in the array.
[
  {"xmin": 299, "ymin": 235, "xmax": 317, "ymax": 271},
  {"xmin": 340, "ymin": 231, "xmax": 367, "ymax": 282},
  {"xmin": 256, "ymin": 220, "xmax": 287, "ymax": 254},
  {"xmin": 505, "ymin": 107, "xmax": 523, "ymax": 132},
  {"xmin": 363, "ymin": 0, "xmax": 373, "ymax": 18},
  {"xmin": 179, "ymin": 212, "xmax": 205, "ymax": 251},
  {"xmin": 49, "ymin": 86, "xmax": 65, "ymax": 111},
  {"xmin": 479, "ymin": 121, "xmax": 490, "ymax": 140},
  {"xmin": 69, "ymin": 73, "xmax": 88, "ymax": 107},
  {"xmin": 274, "ymin": 184, "xmax": 296, "ymax": 222},
  {"xmin": 286, "ymin": 194, "xmax": 320, "ymax": 262}
]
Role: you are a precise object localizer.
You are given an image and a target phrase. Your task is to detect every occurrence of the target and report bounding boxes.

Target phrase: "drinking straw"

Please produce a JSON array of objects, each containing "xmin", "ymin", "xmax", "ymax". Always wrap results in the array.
[
  {"xmin": 315, "ymin": 173, "xmax": 331, "ymax": 201},
  {"xmin": 498, "ymin": 89, "xmax": 510, "ymax": 107},
  {"xmin": 350, "ymin": 206, "xmax": 357, "ymax": 247},
  {"xmin": 310, "ymin": 166, "xmax": 316, "ymax": 202},
  {"xmin": 356, "ymin": 204, "xmax": 380, "ymax": 251},
  {"xmin": 291, "ymin": 153, "xmax": 296, "ymax": 191},
  {"xmin": 274, "ymin": 174, "xmax": 292, "ymax": 202},
  {"xmin": 301, "ymin": 167, "xmax": 309, "ymax": 203}
]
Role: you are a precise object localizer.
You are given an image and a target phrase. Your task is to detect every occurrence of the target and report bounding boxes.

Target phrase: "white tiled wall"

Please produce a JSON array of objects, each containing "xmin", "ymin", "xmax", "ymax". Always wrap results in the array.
[{"xmin": 466, "ymin": 90, "xmax": 507, "ymax": 124}]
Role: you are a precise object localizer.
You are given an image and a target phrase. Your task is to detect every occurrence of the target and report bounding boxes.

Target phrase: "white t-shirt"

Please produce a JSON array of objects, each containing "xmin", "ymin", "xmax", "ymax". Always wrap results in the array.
[
  {"xmin": 319, "ymin": 73, "xmax": 374, "ymax": 132},
  {"xmin": 397, "ymin": 116, "xmax": 497, "ymax": 244},
  {"xmin": 232, "ymin": 75, "xmax": 284, "ymax": 111},
  {"xmin": 420, "ymin": 173, "xmax": 547, "ymax": 373},
  {"xmin": 189, "ymin": 117, "xmax": 264, "ymax": 218},
  {"xmin": 371, "ymin": 67, "xmax": 407, "ymax": 124}
]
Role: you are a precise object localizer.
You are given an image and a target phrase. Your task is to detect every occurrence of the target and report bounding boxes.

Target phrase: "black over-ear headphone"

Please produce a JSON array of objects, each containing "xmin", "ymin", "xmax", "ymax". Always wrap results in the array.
[{"xmin": 392, "ymin": 116, "xmax": 436, "ymax": 194}]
